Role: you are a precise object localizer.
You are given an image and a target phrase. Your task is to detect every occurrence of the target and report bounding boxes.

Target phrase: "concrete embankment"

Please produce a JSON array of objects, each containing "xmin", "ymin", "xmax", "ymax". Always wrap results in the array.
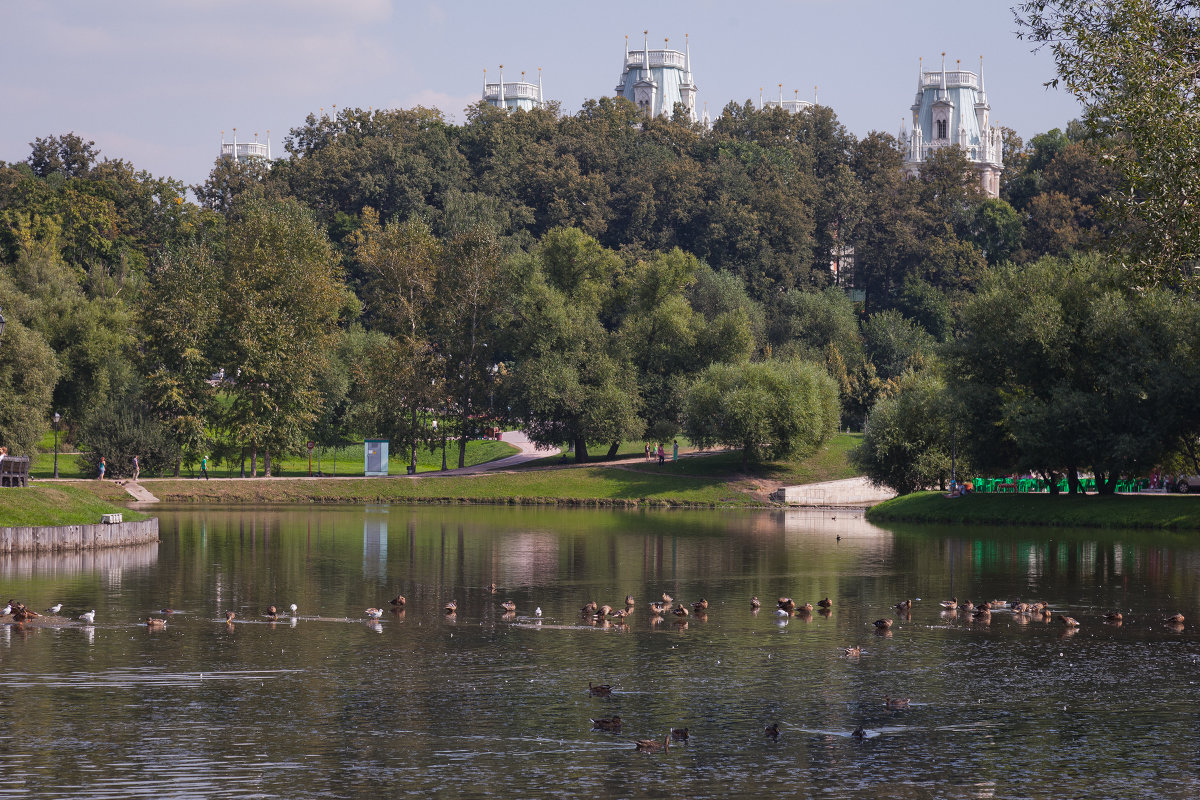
[{"xmin": 0, "ymin": 518, "xmax": 160, "ymax": 554}]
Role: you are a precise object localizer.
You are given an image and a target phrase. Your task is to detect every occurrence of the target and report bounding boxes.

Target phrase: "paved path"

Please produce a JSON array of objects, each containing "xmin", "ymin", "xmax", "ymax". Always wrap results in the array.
[
  {"xmin": 433, "ymin": 431, "xmax": 560, "ymax": 475},
  {"xmin": 120, "ymin": 481, "xmax": 160, "ymax": 503},
  {"xmin": 771, "ymin": 476, "xmax": 896, "ymax": 507}
]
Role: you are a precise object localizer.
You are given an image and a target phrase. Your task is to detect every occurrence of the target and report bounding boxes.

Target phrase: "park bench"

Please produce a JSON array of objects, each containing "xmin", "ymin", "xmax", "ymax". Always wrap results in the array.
[{"xmin": 0, "ymin": 456, "xmax": 31, "ymax": 487}]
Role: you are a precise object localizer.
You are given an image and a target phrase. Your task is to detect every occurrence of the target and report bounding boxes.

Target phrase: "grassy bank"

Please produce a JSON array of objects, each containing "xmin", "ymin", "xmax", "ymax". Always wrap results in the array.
[
  {"xmin": 0, "ymin": 486, "xmax": 151, "ymax": 527},
  {"xmin": 866, "ymin": 491, "xmax": 1200, "ymax": 530},
  {"xmin": 63, "ymin": 468, "xmax": 760, "ymax": 508}
]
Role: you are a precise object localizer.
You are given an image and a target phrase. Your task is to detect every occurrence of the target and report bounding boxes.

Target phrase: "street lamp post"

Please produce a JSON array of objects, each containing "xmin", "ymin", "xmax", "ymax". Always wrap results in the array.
[{"xmin": 53, "ymin": 412, "xmax": 61, "ymax": 479}]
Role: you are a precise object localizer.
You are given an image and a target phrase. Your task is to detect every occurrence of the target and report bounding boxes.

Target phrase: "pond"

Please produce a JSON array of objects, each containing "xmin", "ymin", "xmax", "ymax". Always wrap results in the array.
[{"xmin": 1, "ymin": 505, "xmax": 1199, "ymax": 799}]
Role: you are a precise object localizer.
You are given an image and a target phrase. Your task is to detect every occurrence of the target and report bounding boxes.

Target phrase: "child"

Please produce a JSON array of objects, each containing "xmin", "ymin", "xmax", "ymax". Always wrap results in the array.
[
  {"xmin": 132, "ymin": 454, "xmax": 140, "ymax": 481},
  {"xmin": 98, "ymin": 456, "xmax": 106, "ymax": 480}
]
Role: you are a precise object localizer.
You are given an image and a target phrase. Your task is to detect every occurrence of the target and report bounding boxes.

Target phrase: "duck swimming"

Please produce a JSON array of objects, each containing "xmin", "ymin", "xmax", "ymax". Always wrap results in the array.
[
  {"xmin": 817, "ymin": 597, "xmax": 832, "ymax": 609},
  {"xmin": 591, "ymin": 716, "xmax": 621, "ymax": 732},
  {"xmin": 764, "ymin": 723, "xmax": 780, "ymax": 740},
  {"xmin": 1165, "ymin": 613, "xmax": 1186, "ymax": 624},
  {"xmin": 750, "ymin": 596, "xmax": 762, "ymax": 610},
  {"xmin": 588, "ymin": 682, "xmax": 613, "ymax": 697},
  {"xmin": 671, "ymin": 728, "xmax": 690, "ymax": 741},
  {"xmin": 390, "ymin": 594, "xmax": 406, "ymax": 607},
  {"xmin": 501, "ymin": 600, "xmax": 517, "ymax": 613},
  {"xmin": 873, "ymin": 619, "xmax": 893, "ymax": 629},
  {"xmin": 884, "ymin": 697, "xmax": 910, "ymax": 709},
  {"xmin": 635, "ymin": 734, "xmax": 670, "ymax": 753},
  {"xmin": 842, "ymin": 646, "xmax": 862, "ymax": 657},
  {"xmin": 939, "ymin": 597, "xmax": 958, "ymax": 610}
]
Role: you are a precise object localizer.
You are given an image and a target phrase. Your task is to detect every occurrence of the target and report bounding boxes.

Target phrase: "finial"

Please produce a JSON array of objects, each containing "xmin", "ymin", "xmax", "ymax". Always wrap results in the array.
[{"xmin": 814, "ymin": 85, "xmax": 819, "ymax": 104}]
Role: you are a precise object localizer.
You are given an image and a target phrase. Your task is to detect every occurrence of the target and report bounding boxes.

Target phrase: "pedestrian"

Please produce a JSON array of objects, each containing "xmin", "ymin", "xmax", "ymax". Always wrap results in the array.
[
  {"xmin": 644, "ymin": 442, "xmax": 651, "ymax": 462},
  {"xmin": 132, "ymin": 454, "xmax": 140, "ymax": 482},
  {"xmin": 657, "ymin": 444, "xmax": 665, "ymax": 464},
  {"xmin": 672, "ymin": 440, "xmax": 678, "ymax": 462},
  {"xmin": 98, "ymin": 456, "xmax": 106, "ymax": 481},
  {"xmin": 200, "ymin": 454, "xmax": 210, "ymax": 480}
]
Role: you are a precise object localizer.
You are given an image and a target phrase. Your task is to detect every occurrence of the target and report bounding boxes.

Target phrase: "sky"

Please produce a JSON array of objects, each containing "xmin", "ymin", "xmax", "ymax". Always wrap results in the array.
[{"xmin": 1, "ymin": 1, "xmax": 1082, "ymax": 189}]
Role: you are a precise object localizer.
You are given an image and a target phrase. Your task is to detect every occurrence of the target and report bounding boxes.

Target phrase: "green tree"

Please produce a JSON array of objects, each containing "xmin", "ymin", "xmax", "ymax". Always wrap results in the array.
[
  {"xmin": 682, "ymin": 358, "xmax": 839, "ymax": 467},
  {"xmin": 0, "ymin": 317, "xmax": 60, "ymax": 456},
  {"xmin": 853, "ymin": 370, "xmax": 960, "ymax": 495},
  {"xmin": 216, "ymin": 197, "xmax": 348, "ymax": 476}
]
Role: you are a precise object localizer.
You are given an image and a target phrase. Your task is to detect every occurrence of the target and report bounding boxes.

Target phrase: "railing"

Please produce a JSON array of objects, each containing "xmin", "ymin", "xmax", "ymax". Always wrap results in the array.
[
  {"xmin": 483, "ymin": 82, "xmax": 540, "ymax": 100},
  {"xmin": 624, "ymin": 49, "xmax": 687, "ymax": 70},
  {"xmin": 920, "ymin": 70, "xmax": 979, "ymax": 90},
  {"xmin": 221, "ymin": 142, "xmax": 269, "ymax": 159},
  {"xmin": 764, "ymin": 99, "xmax": 814, "ymax": 113}
]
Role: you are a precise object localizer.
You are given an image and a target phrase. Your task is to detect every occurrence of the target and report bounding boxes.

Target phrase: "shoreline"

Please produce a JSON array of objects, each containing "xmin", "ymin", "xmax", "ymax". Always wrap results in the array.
[{"xmin": 866, "ymin": 491, "xmax": 1200, "ymax": 530}]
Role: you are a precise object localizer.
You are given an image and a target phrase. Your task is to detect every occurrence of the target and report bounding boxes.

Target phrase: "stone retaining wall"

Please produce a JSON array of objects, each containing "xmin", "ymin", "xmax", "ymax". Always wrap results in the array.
[{"xmin": 0, "ymin": 518, "xmax": 159, "ymax": 554}]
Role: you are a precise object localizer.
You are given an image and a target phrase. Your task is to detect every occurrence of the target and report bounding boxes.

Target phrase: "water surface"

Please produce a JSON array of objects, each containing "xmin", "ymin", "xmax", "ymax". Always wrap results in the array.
[{"xmin": 1, "ymin": 505, "xmax": 1198, "ymax": 799}]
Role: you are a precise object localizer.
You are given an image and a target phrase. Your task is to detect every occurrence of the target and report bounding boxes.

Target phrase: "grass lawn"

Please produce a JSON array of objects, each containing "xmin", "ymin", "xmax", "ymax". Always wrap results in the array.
[
  {"xmin": 867, "ymin": 490, "xmax": 1200, "ymax": 530},
  {"xmin": 512, "ymin": 438, "xmax": 692, "ymax": 469},
  {"xmin": 30, "ymin": 440, "xmax": 517, "ymax": 480},
  {"xmin": 625, "ymin": 433, "xmax": 862, "ymax": 483},
  {"xmin": 0, "ymin": 485, "xmax": 150, "ymax": 527},
  {"xmin": 78, "ymin": 468, "xmax": 761, "ymax": 507}
]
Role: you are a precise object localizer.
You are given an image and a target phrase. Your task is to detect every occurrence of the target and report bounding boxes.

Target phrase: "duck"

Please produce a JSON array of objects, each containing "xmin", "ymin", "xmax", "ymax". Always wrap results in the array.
[
  {"xmin": 46, "ymin": 603, "xmax": 63, "ymax": 615},
  {"xmin": 673, "ymin": 604, "xmax": 690, "ymax": 618},
  {"xmin": 598, "ymin": 604, "xmax": 613, "ymax": 617},
  {"xmin": 225, "ymin": 611, "xmax": 236, "ymax": 622},
  {"xmin": 649, "ymin": 602, "xmax": 667, "ymax": 616},
  {"xmin": 777, "ymin": 597, "xmax": 796, "ymax": 612},
  {"xmin": 973, "ymin": 607, "xmax": 992, "ymax": 620},
  {"xmin": 12, "ymin": 607, "xmax": 34, "ymax": 623},
  {"xmin": 1104, "ymin": 611, "xmax": 1123, "ymax": 621},
  {"xmin": 389, "ymin": 594, "xmax": 406, "ymax": 607},
  {"xmin": 146, "ymin": 617, "xmax": 166, "ymax": 628},
  {"xmin": 444, "ymin": 601, "xmax": 458, "ymax": 613},
  {"xmin": 750, "ymin": 596, "xmax": 762, "ymax": 610},
  {"xmin": 884, "ymin": 696, "xmax": 910, "ymax": 709},
  {"xmin": 895, "ymin": 599, "xmax": 912, "ymax": 611},
  {"xmin": 764, "ymin": 723, "xmax": 780, "ymax": 740},
  {"xmin": 692, "ymin": 599, "xmax": 708, "ymax": 613},
  {"xmin": 365, "ymin": 608, "xmax": 384, "ymax": 619},
  {"xmin": 77, "ymin": 610, "xmax": 96, "ymax": 623},
  {"xmin": 842, "ymin": 645, "xmax": 862, "ymax": 657},
  {"xmin": 625, "ymin": 595, "xmax": 636, "ymax": 607},
  {"xmin": 799, "ymin": 602, "xmax": 814, "ymax": 613},
  {"xmin": 581, "ymin": 601, "xmax": 598, "ymax": 615},
  {"xmin": 671, "ymin": 727, "xmax": 690, "ymax": 741},
  {"xmin": 661, "ymin": 592, "xmax": 673, "ymax": 605},
  {"xmin": 852, "ymin": 726, "xmax": 866, "ymax": 739},
  {"xmin": 635, "ymin": 734, "xmax": 670, "ymax": 753},
  {"xmin": 817, "ymin": 597, "xmax": 832, "ymax": 609},
  {"xmin": 159, "ymin": 608, "xmax": 176, "ymax": 615},
  {"xmin": 612, "ymin": 608, "xmax": 630, "ymax": 620},
  {"xmin": 1057, "ymin": 615, "xmax": 1080, "ymax": 627},
  {"xmin": 873, "ymin": 618, "xmax": 893, "ymax": 629},
  {"xmin": 265, "ymin": 605, "xmax": 278, "ymax": 619},
  {"xmin": 500, "ymin": 600, "xmax": 517, "ymax": 613},
  {"xmin": 960, "ymin": 600, "xmax": 975, "ymax": 611},
  {"xmin": 1012, "ymin": 602, "xmax": 1032, "ymax": 614},
  {"xmin": 939, "ymin": 597, "xmax": 958, "ymax": 610},
  {"xmin": 591, "ymin": 716, "xmax": 621, "ymax": 732},
  {"xmin": 588, "ymin": 682, "xmax": 613, "ymax": 697},
  {"xmin": 1165, "ymin": 613, "xmax": 1186, "ymax": 624},
  {"xmin": 488, "ymin": 583, "xmax": 497, "ymax": 594}
]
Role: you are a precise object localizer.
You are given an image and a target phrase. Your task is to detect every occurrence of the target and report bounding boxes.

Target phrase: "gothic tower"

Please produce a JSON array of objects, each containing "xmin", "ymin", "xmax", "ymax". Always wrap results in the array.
[
  {"xmin": 615, "ymin": 32, "xmax": 697, "ymax": 122},
  {"xmin": 899, "ymin": 54, "xmax": 1003, "ymax": 198}
]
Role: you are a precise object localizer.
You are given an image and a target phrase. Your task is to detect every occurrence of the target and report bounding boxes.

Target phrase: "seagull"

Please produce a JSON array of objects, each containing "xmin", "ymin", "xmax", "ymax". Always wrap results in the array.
[
  {"xmin": 46, "ymin": 603, "xmax": 63, "ymax": 615},
  {"xmin": 365, "ymin": 608, "xmax": 383, "ymax": 619},
  {"xmin": 77, "ymin": 610, "xmax": 96, "ymax": 623},
  {"xmin": 289, "ymin": 603, "xmax": 298, "ymax": 616},
  {"xmin": 534, "ymin": 607, "xmax": 542, "ymax": 617},
  {"xmin": 1, "ymin": 603, "xmax": 11, "ymax": 616}
]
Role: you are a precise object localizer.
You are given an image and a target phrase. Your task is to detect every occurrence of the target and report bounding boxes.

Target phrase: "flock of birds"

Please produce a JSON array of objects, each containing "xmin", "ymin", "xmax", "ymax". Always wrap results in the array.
[{"xmin": 6, "ymin": 585, "xmax": 1190, "ymax": 750}]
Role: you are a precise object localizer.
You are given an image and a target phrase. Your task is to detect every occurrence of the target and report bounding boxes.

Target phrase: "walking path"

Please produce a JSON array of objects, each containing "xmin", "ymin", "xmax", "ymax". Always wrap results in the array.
[
  {"xmin": 120, "ymin": 481, "xmax": 159, "ymax": 503},
  {"xmin": 429, "ymin": 431, "xmax": 560, "ymax": 475},
  {"xmin": 770, "ymin": 476, "xmax": 896, "ymax": 507}
]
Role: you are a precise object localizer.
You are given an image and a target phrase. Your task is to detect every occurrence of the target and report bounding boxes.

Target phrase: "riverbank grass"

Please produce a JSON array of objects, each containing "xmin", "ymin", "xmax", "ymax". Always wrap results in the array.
[
  {"xmin": 867, "ymin": 491, "xmax": 1200, "ymax": 529},
  {"xmin": 0, "ymin": 486, "xmax": 150, "ymax": 527}
]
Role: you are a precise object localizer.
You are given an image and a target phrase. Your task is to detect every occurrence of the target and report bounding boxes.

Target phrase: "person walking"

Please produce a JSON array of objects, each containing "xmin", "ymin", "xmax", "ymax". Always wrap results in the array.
[
  {"xmin": 672, "ymin": 440, "xmax": 678, "ymax": 462},
  {"xmin": 132, "ymin": 454, "xmax": 140, "ymax": 482},
  {"xmin": 657, "ymin": 444, "xmax": 665, "ymax": 464},
  {"xmin": 644, "ymin": 442, "xmax": 651, "ymax": 462},
  {"xmin": 200, "ymin": 454, "xmax": 210, "ymax": 480},
  {"xmin": 98, "ymin": 456, "xmax": 106, "ymax": 481}
]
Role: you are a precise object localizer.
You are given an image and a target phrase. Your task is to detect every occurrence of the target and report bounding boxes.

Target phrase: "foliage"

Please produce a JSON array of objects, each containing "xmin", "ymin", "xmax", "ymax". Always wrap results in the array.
[
  {"xmin": 682, "ymin": 358, "xmax": 839, "ymax": 466},
  {"xmin": 0, "ymin": 316, "xmax": 60, "ymax": 455},
  {"xmin": 78, "ymin": 397, "xmax": 181, "ymax": 479},
  {"xmin": 853, "ymin": 371, "xmax": 960, "ymax": 495},
  {"xmin": 1017, "ymin": 0, "xmax": 1200, "ymax": 280}
]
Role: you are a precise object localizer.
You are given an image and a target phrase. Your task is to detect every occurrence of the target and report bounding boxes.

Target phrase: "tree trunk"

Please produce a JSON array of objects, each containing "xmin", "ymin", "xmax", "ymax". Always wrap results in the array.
[
  {"xmin": 606, "ymin": 440, "xmax": 620, "ymax": 458},
  {"xmin": 1067, "ymin": 466, "xmax": 1080, "ymax": 494},
  {"xmin": 250, "ymin": 445, "xmax": 258, "ymax": 478},
  {"xmin": 1096, "ymin": 471, "xmax": 1118, "ymax": 495},
  {"xmin": 574, "ymin": 438, "xmax": 589, "ymax": 463},
  {"xmin": 1042, "ymin": 470, "xmax": 1060, "ymax": 495},
  {"xmin": 240, "ymin": 448, "xmax": 246, "ymax": 478},
  {"xmin": 410, "ymin": 406, "xmax": 418, "ymax": 466},
  {"xmin": 264, "ymin": 448, "xmax": 271, "ymax": 478},
  {"xmin": 457, "ymin": 434, "xmax": 467, "ymax": 469}
]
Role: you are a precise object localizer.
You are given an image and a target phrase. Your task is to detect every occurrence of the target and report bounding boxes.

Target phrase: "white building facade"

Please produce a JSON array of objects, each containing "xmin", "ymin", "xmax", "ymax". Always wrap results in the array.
[
  {"xmin": 220, "ymin": 129, "xmax": 270, "ymax": 162},
  {"xmin": 483, "ymin": 66, "xmax": 546, "ymax": 112},
  {"xmin": 615, "ymin": 32, "xmax": 697, "ymax": 122},
  {"xmin": 899, "ymin": 55, "xmax": 1003, "ymax": 198}
]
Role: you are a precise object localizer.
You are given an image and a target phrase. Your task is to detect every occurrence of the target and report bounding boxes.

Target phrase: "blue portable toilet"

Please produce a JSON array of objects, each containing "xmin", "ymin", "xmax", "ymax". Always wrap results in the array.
[{"xmin": 364, "ymin": 440, "xmax": 389, "ymax": 476}]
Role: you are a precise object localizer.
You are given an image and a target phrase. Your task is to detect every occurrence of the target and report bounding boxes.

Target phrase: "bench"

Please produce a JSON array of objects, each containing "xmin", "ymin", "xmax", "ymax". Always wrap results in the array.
[{"xmin": 0, "ymin": 456, "xmax": 31, "ymax": 488}]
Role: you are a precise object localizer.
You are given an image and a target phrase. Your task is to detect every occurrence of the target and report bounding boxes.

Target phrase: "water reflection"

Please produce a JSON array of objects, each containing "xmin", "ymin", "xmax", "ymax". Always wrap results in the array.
[
  {"xmin": 0, "ymin": 541, "xmax": 158, "ymax": 579},
  {"xmin": 0, "ymin": 505, "xmax": 1198, "ymax": 799}
]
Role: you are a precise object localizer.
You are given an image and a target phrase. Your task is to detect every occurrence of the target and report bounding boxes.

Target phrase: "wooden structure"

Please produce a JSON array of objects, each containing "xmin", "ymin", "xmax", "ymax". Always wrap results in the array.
[
  {"xmin": 0, "ymin": 456, "xmax": 30, "ymax": 487},
  {"xmin": 0, "ymin": 518, "xmax": 159, "ymax": 554}
]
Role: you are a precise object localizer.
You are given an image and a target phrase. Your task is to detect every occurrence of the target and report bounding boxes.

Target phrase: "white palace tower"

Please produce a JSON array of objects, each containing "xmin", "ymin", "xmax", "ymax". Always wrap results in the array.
[
  {"xmin": 899, "ymin": 54, "xmax": 1003, "ymax": 198},
  {"xmin": 615, "ymin": 32, "xmax": 698, "ymax": 122},
  {"xmin": 483, "ymin": 66, "xmax": 546, "ymax": 112}
]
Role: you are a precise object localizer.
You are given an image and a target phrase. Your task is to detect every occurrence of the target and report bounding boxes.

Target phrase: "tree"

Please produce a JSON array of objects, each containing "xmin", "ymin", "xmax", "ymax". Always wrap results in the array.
[
  {"xmin": 79, "ymin": 397, "xmax": 179, "ymax": 479},
  {"xmin": 216, "ymin": 197, "xmax": 347, "ymax": 476},
  {"xmin": 0, "ymin": 317, "xmax": 59, "ymax": 456},
  {"xmin": 140, "ymin": 241, "xmax": 220, "ymax": 474},
  {"xmin": 861, "ymin": 310, "xmax": 936, "ymax": 383},
  {"xmin": 853, "ymin": 371, "xmax": 961, "ymax": 495},
  {"xmin": 27, "ymin": 133, "xmax": 98, "ymax": 178},
  {"xmin": 682, "ymin": 359, "xmax": 839, "ymax": 467},
  {"xmin": 950, "ymin": 253, "xmax": 1200, "ymax": 493},
  {"xmin": 1017, "ymin": 0, "xmax": 1200, "ymax": 281}
]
